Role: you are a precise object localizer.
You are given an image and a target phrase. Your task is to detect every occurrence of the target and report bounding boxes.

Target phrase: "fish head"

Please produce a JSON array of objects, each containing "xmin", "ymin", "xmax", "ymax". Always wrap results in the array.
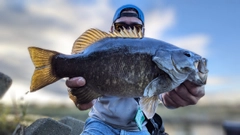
[
  {"xmin": 171, "ymin": 50, "xmax": 208, "ymax": 85},
  {"xmin": 153, "ymin": 49, "xmax": 208, "ymax": 86}
]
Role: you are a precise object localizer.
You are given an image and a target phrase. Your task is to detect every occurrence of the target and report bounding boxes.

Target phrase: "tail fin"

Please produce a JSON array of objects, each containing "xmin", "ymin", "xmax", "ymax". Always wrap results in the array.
[{"xmin": 28, "ymin": 47, "xmax": 61, "ymax": 92}]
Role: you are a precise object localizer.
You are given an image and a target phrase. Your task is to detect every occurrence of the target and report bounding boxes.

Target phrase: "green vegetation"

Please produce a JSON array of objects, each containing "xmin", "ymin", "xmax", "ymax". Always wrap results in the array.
[
  {"xmin": 25, "ymin": 104, "xmax": 89, "ymax": 120},
  {"xmin": 0, "ymin": 93, "xmax": 29, "ymax": 135},
  {"xmin": 0, "ymin": 102, "xmax": 89, "ymax": 135},
  {"xmin": 0, "ymin": 103, "xmax": 22, "ymax": 135},
  {"xmin": 1, "ymin": 102, "xmax": 240, "ymax": 135}
]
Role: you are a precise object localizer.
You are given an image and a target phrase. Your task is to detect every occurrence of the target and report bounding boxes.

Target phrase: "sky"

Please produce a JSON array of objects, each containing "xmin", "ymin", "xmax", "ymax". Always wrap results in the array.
[{"xmin": 1, "ymin": 0, "xmax": 240, "ymax": 106}]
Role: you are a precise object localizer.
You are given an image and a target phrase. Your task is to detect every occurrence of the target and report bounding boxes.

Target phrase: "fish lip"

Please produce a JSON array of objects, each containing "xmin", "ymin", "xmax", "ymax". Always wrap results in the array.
[
  {"xmin": 194, "ymin": 61, "xmax": 199, "ymax": 70},
  {"xmin": 199, "ymin": 70, "xmax": 208, "ymax": 74},
  {"xmin": 197, "ymin": 71, "xmax": 208, "ymax": 85},
  {"xmin": 197, "ymin": 58, "xmax": 209, "ymax": 74},
  {"xmin": 195, "ymin": 61, "xmax": 207, "ymax": 74},
  {"xmin": 196, "ymin": 58, "xmax": 209, "ymax": 84}
]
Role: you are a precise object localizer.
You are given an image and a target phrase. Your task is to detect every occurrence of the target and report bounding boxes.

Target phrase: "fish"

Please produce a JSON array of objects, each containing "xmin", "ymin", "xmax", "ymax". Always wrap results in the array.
[{"xmin": 28, "ymin": 27, "xmax": 208, "ymax": 118}]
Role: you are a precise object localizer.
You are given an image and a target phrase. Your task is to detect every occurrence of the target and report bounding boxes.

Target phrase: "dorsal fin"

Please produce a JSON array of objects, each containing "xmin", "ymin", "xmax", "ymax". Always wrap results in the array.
[
  {"xmin": 109, "ymin": 27, "xmax": 143, "ymax": 38},
  {"xmin": 72, "ymin": 27, "xmax": 143, "ymax": 54},
  {"xmin": 72, "ymin": 28, "xmax": 110, "ymax": 54}
]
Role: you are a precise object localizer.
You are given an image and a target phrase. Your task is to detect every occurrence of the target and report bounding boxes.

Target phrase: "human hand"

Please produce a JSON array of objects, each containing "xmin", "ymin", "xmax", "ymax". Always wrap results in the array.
[
  {"xmin": 66, "ymin": 77, "xmax": 94, "ymax": 110},
  {"xmin": 161, "ymin": 80, "xmax": 205, "ymax": 108}
]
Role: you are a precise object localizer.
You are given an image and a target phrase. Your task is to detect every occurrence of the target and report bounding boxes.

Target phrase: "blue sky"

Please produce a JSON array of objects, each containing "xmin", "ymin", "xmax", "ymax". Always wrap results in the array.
[
  {"xmin": 163, "ymin": 1, "xmax": 240, "ymax": 76},
  {"xmin": 1, "ymin": 0, "xmax": 240, "ymax": 105}
]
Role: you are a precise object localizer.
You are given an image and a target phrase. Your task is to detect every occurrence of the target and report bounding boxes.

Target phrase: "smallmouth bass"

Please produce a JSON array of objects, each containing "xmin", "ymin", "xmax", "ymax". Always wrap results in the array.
[{"xmin": 28, "ymin": 28, "xmax": 208, "ymax": 118}]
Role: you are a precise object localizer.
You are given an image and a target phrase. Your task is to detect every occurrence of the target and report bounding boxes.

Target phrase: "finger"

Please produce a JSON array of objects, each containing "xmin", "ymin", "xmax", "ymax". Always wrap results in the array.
[
  {"xmin": 162, "ymin": 92, "xmax": 179, "ymax": 108},
  {"xmin": 68, "ymin": 88, "xmax": 93, "ymax": 110},
  {"xmin": 66, "ymin": 77, "xmax": 86, "ymax": 88},
  {"xmin": 70, "ymin": 87, "xmax": 83, "ymax": 95},
  {"xmin": 167, "ymin": 90, "xmax": 189, "ymax": 107},
  {"xmin": 76, "ymin": 103, "xmax": 92, "ymax": 110},
  {"xmin": 174, "ymin": 84, "xmax": 199, "ymax": 105},
  {"xmin": 76, "ymin": 100, "xmax": 95, "ymax": 110},
  {"xmin": 183, "ymin": 80, "xmax": 205, "ymax": 97}
]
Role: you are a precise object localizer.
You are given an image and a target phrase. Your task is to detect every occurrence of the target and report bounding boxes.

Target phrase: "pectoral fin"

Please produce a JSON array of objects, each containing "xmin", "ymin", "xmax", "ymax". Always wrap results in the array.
[
  {"xmin": 144, "ymin": 77, "xmax": 161, "ymax": 97},
  {"xmin": 144, "ymin": 74, "xmax": 178, "ymax": 97},
  {"xmin": 139, "ymin": 96, "xmax": 159, "ymax": 119}
]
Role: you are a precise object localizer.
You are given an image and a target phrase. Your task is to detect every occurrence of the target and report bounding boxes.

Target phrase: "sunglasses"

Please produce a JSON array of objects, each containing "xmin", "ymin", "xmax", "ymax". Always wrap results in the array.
[{"xmin": 114, "ymin": 22, "xmax": 143, "ymax": 32}]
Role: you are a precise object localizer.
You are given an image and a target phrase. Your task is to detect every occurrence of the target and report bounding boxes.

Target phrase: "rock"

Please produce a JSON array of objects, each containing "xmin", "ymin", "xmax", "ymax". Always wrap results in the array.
[
  {"xmin": 59, "ymin": 116, "xmax": 85, "ymax": 135},
  {"xmin": 25, "ymin": 118, "xmax": 72, "ymax": 135},
  {"xmin": 0, "ymin": 72, "xmax": 12, "ymax": 99},
  {"xmin": 13, "ymin": 116, "xmax": 85, "ymax": 135}
]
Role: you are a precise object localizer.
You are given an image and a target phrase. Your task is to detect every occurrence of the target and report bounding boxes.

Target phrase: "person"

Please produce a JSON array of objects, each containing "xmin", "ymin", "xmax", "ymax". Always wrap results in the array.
[{"xmin": 66, "ymin": 4, "xmax": 205, "ymax": 135}]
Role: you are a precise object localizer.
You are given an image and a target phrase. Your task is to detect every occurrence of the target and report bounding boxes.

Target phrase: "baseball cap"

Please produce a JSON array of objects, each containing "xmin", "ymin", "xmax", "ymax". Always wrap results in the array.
[{"xmin": 112, "ymin": 4, "xmax": 145, "ymax": 25}]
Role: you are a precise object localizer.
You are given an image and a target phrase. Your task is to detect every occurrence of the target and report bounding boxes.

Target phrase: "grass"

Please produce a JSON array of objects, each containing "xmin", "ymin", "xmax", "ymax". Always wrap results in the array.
[
  {"xmin": 0, "ymin": 102, "xmax": 89, "ymax": 135},
  {"xmin": 1, "ymin": 101, "xmax": 240, "ymax": 135},
  {"xmin": 0, "ymin": 103, "xmax": 21, "ymax": 135},
  {"xmin": 25, "ymin": 104, "xmax": 89, "ymax": 121}
]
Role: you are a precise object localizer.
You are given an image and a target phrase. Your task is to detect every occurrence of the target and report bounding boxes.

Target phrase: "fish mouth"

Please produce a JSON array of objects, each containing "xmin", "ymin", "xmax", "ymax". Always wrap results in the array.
[
  {"xmin": 195, "ymin": 58, "xmax": 209, "ymax": 84},
  {"xmin": 194, "ymin": 61, "xmax": 199, "ymax": 70},
  {"xmin": 195, "ymin": 58, "xmax": 208, "ymax": 73}
]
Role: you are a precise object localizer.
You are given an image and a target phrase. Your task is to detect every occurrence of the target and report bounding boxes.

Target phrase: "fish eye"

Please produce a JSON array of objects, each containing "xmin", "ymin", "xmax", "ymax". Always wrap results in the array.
[{"xmin": 184, "ymin": 52, "xmax": 191, "ymax": 57}]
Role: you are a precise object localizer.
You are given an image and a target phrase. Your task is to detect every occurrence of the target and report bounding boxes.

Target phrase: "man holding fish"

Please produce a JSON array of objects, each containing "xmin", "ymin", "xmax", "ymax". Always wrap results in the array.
[
  {"xmin": 28, "ymin": 4, "xmax": 207, "ymax": 135},
  {"xmin": 65, "ymin": 4, "xmax": 206, "ymax": 135}
]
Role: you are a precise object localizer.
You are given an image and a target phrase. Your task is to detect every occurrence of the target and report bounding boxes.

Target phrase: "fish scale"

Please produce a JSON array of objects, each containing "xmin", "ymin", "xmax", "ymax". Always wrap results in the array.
[{"xmin": 28, "ymin": 28, "xmax": 208, "ymax": 118}]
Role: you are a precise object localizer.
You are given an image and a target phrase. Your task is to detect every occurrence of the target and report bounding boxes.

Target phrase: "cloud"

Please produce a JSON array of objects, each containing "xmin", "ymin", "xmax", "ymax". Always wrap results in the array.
[
  {"xmin": 1, "ymin": 1, "xmax": 211, "ymax": 105},
  {"xmin": 0, "ymin": 0, "xmax": 115, "ymax": 104},
  {"xmin": 145, "ymin": 8, "xmax": 175, "ymax": 39},
  {"xmin": 206, "ymin": 76, "xmax": 227, "ymax": 85},
  {"xmin": 0, "ymin": 0, "xmax": 114, "ymax": 52},
  {"xmin": 167, "ymin": 34, "xmax": 209, "ymax": 57},
  {"xmin": 144, "ymin": 6, "xmax": 209, "ymax": 57}
]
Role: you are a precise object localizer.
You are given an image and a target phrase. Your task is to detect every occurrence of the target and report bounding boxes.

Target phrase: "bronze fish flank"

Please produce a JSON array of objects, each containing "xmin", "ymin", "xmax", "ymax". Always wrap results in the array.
[{"xmin": 28, "ymin": 28, "xmax": 208, "ymax": 118}]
